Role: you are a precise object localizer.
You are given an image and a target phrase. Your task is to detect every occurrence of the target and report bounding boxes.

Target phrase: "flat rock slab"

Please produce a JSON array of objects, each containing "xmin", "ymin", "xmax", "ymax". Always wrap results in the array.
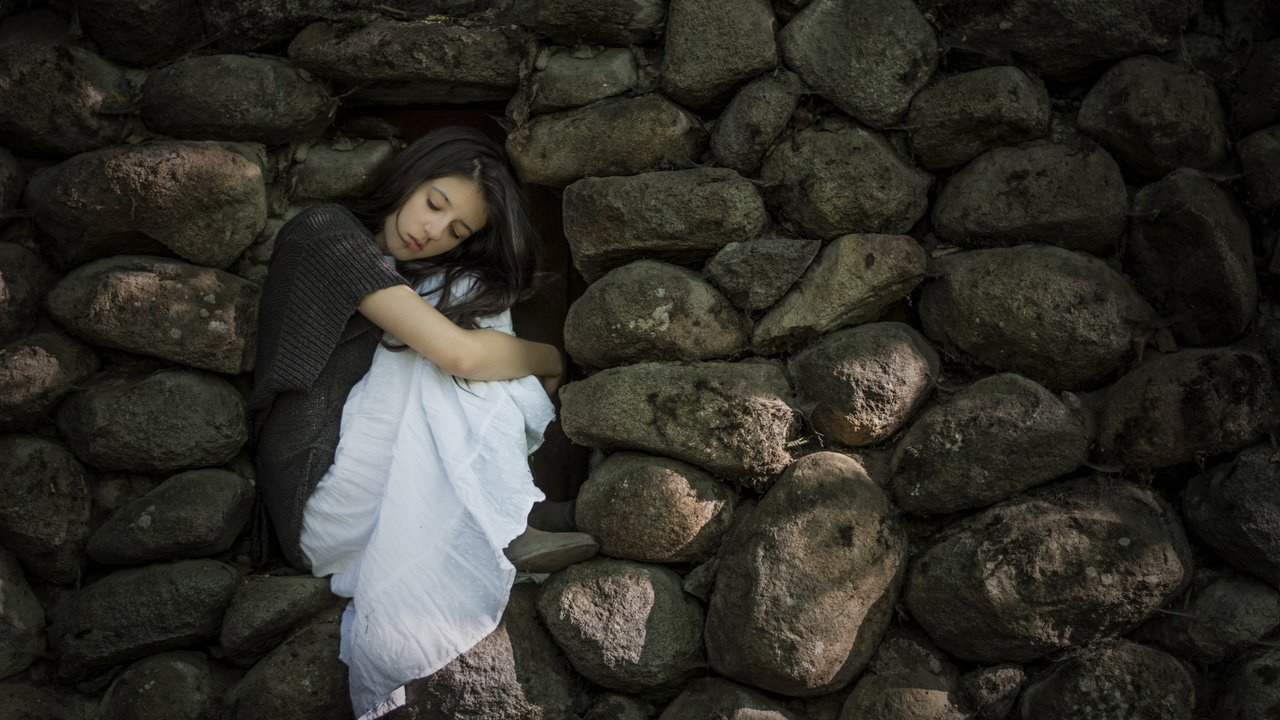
[
  {"xmin": 49, "ymin": 559, "xmax": 239, "ymax": 677},
  {"xmin": 563, "ymin": 168, "xmax": 764, "ymax": 281},
  {"xmin": 0, "ymin": 332, "xmax": 99, "ymax": 431},
  {"xmin": 837, "ymin": 632, "xmax": 968, "ymax": 720},
  {"xmin": 77, "ymin": 0, "xmax": 205, "ymax": 67},
  {"xmin": 753, "ymin": 234, "xmax": 927, "ymax": 353},
  {"xmin": 1093, "ymin": 348, "xmax": 1277, "ymax": 470},
  {"xmin": 1185, "ymin": 445, "xmax": 1280, "ymax": 587},
  {"xmin": 0, "ymin": 243, "xmax": 55, "ymax": 343},
  {"xmin": 1018, "ymin": 641, "xmax": 1194, "ymax": 720},
  {"xmin": 529, "ymin": 48, "xmax": 638, "ymax": 113},
  {"xmin": 661, "ymin": 0, "xmax": 777, "ymax": 107},
  {"xmin": 1229, "ymin": 38, "xmax": 1280, "ymax": 134},
  {"xmin": 509, "ymin": 95, "xmax": 706, "ymax": 189},
  {"xmin": 761, "ymin": 122, "xmax": 932, "ymax": 240},
  {"xmin": 710, "ymin": 71, "xmax": 803, "ymax": 176},
  {"xmin": 0, "ymin": 547, "xmax": 45, "ymax": 680},
  {"xmin": 559, "ymin": 361, "xmax": 798, "ymax": 487},
  {"xmin": 26, "ymin": 142, "xmax": 267, "ymax": 269},
  {"xmin": 48, "ymin": 255, "xmax": 259, "ymax": 374},
  {"xmin": 932, "ymin": 139, "xmax": 1127, "ymax": 255},
  {"xmin": 1134, "ymin": 567, "xmax": 1280, "ymax": 665},
  {"xmin": 780, "ymin": 0, "xmax": 938, "ymax": 128},
  {"xmin": 97, "ymin": 652, "xmax": 215, "ymax": 720},
  {"xmin": 1238, "ymin": 124, "xmax": 1280, "ymax": 211},
  {"xmin": 225, "ymin": 622, "xmax": 350, "ymax": 720},
  {"xmin": 891, "ymin": 373, "xmax": 1088, "ymax": 515},
  {"xmin": 919, "ymin": 245, "xmax": 1156, "ymax": 389},
  {"xmin": 1127, "ymin": 169, "xmax": 1257, "ymax": 346},
  {"xmin": 705, "ymin": 236, "xmax": 820, "ymax": 312},
  {"xmin": 56, "ymin": 369, "xmax": 249, "ymax": 474},
  {"xmin": 907, "ymin": 66, "xmax": 1050, "ymax": 169},
  {"xmin": 659, "ymin": 678, "xmax": 798, "ymax": 720},
  {"xmin": 526, "ymin": 0, "xmax": 667, "ymax": 45},
  {"xmin": 0, "ymin": 436, "xmax": 90, "ymax": 584},
  {"xmin": 904, "ymin": 478, "xmax": 1191, "ymax": 663},
  {"xmin": 220, "ymin": 575, "xmax": 335, "ymax": 666}
]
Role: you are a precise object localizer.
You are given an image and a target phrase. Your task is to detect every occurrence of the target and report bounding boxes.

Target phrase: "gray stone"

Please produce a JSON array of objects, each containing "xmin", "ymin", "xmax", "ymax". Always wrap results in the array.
[
  {"xmin": 753, "ymin": 234, "xmax": 927, "ymax": 353},
  {"xmin": 960, "ymin": 665, "xmax": 1024, "ymax": 720},
  {"xmin": 509, "ymin": 95, "xmax": 706, "ymax": 188},
  {"xmin": 289, "ymin": 139, "xmax": 395, "ymax": 201},
  {"xmin": 1128, "ymin": 169, "xmax": 1256, "ymax": 345},
  {"xmin": 1093, "ymin": 349, "xmax": 1277, "ymax": 470},
  {"xmin": 761, "ymin": 122, "xmax": 932, "ymax": 240},
  {"xmin": 220, "ymin": 575, "xmax": 335, "ymax": 666},
  {"xmin": 203, "ymin": 0, "xmax": 345, "ymax": 53},
  {"xmin": 705, "ymin": 236, "xmax": 820, "ymax": 311},
  {"xmin": 89, "ymin": 474, "xmax": 163, "ymax": 534},
  {"xmin": 560, "ymin": 361, "xmax": 799, "ymax": 487},
  {"xmin": 0, "ymin": 679, "xmax": 94, "ymax": 720},
  {"xmin": 710, "ymin": 71, "xmax": 804, "ymax": 175},
  {"xmin": 530, "ymin": 48, "xmax": 638, "ymax": 113},
  {"xmin": 528, "ymin": 0, "xmax": 667, "ymax": 45},
  {"xmin": 837, "ymin": 632, "xmax": 969, "ymax": 720},
  {"xmin": 537, "ymin": 559, "xmax": 703, "ymax": 693},
  {"xmin": 562, "ymin": 168, "xmax": 764, "ymax": 280},
  {"xmin": 0, "ymin": 332, "xmax": 100, "ymax": 431},
  {"xmin": 931, "ymin": 139, "xmax": 1128, "ymax": 255},
  {"xmin": 1214, "ymin": 647, "xmax": 1280, "ymax": 719},
  {"xmin": 97, "ymin": 652, "xmax": 214, "ymax": 720},
  {"xmin": 564, "ymin": 260, "xmax": 749, "ymax": 368},
  {"xmin": 780, "ymin": 0, "xmax": 937, "ymax": 128},
  {"xmin": 77, "ymin": 0, "xmax": 205, "ymax": 67},
  {"xmin": 49, "ymin": 559, "xmax": 239, "ymax": 677},
  {"xmin": 575, "ymin": 452, "xmax": 736, "ymax": 563},
  {"xmin": 907, "ymin": 66, "xmax": 1051, "ymax": 169},
  {"xmin": 0, "ymin": 436, "xmax": 90, "ymax": 585},
  {"xmin": 0, "ymin": 149, "xmax": 21, "ymax": 226},
  {"xmin": 1078, "ymin": 55, "xmax": 1230, "ymax": 176},
  {"xmin": 87, "ymin": 469, "xmax": 254, "ymax": 566},
  {"xmin": 1230, "ymin": 39, "xmax": 1280, "ymax": 134},
  {"xmin": 225, "ymin": 622, "xmax": 350, "ymax": 720},
  {"xmin": 1239, "ymin": 124, "xmax": 1280, "ymax": 210},
  {"xmin": 56, "ymin": 369, "xmax": 249, "ymax": 474},
  {"xmin": 707, "ymin": 452, "xmax": 906, "ymax": 696},
  {"xmin": 919, "ymin": 245, "xmax": 1156, "ymax": 389},
  {"xmin": 789, "ymin": 323, "xmax": 939, "ymax": 447},
  {"xmin": 47, "ymin": 256, "xmax": 259, "ymax": 374},
  {"xmin": 1135, "ymin": 567, "xmax": 1280, "ymax": 665},
  {"xmin": 659, "ymin": 678, "xmax": 798, "ymax": 719},
  {"xmin": 904, "ymin": 478, "xmax": 1192, "ymax": 663},
  {"xmin": 661, "ymin": 0, "xmax": 777, "ymax": 107},
  {"xmin": 26, "ymin": 142, "xmax": 267, "ymax": 269},
  {"xmin": 1184, "ymin": 445, "xmax": 1280, "ymax": 587},
  {"xmin": 585, "ymin": 694, "xmax": 653, "ymax": 720},
  {"xmin": 1018, "ymin": 641, "xmax": 1194, "ymax": 720},
  {"xmin": 0, "ymin": 243, "xmax": 55, "ymax": 343},
  {"xmin": 0, "ymin": 547, "xmax": 44, "ymax": 681},
  {"xmin": 141, "ymin": 55, "xmax": 333, "ymax": 144},
  {"xmin": 0, "ymin": 41, "xmax": 134, "ymax": 155},
  {"xmin": 890, "ymin": 374, "xmax": 1089, "ymax": 515}
]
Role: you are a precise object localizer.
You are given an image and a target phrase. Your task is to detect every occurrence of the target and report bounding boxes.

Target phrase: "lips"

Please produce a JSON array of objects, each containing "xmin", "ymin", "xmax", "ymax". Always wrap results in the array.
[{"xmin": 406, "ymin": 235, "xmax": 423, "ymax": 252}]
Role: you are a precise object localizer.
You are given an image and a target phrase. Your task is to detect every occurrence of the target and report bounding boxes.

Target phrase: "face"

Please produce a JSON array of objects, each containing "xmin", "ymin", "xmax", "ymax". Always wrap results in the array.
[{"xmin": 375, "ymin": 175, "xmax": 488, "ymax": 262}]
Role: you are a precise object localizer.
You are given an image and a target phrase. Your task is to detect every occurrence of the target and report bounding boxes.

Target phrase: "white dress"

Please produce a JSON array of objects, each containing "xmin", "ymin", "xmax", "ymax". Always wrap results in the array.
[{"xmin": 298, "ymin": 274, "xmax": 554, "ymax": 718}]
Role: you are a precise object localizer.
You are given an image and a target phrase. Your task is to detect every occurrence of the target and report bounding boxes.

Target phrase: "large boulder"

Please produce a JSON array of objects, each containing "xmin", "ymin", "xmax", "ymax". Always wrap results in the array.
[
  {"xmin": 225, "ymin": 622, "xmax": 350, "ymax": 720},
  {"xmin": 526, "ymin": 0, "xmax": 667, "ymax": 45},
  {"xmin": 904, "ymin": 478, "xmax": 1192, "ymax": 663},
  {"xmin": 220, "ymin": 575, "xmax": 335, "ymax": 666},
  {"xmin": 76, "ymin": 0, "xmax": 205, "ymax": 67},
  {"xmin": 26, "ymin": 142, "xmax": 267, "ymax": 269},
  {"xmin": 0, "ymin": 547, "xmax": 44, "ymax": 681},
  {"xmin": 661, "ymin": 0, "xmax": 776, "ymax": 107},
  {"xmin": 559, "ymin": 361, "xmax": 799, "ymax": 487},
  {"xmin": 659, "ymin": 678, "xmax": 798, "ymax": 720},
  {"xmin": 890, "ymin": 374, "xmax": 1089, "ymax": 515},
  {"xmin": 931, "ymin": 139, "xmax": 1128, "ymax": 255},
  {"xmin": 56, "ymin": 369, "xmax": 249, "ymax": 474},
  {"xmin": 1238, "ymin": 124, "xmax": 1280, "ymax": 211},
  {"xmin": 96, "ymin": 651, "xmax": 216, "ymax": 720},
  {"xmin": 1184, "ymin": 445, "xmax": 1280, "ymax": 587},
  {"xmin": 528, "ymin": 47, "xmax": 638, "ymax": 113},
  {"xmin": 706, "ymin": 452, "xmax": 906, "ymax": 696},
  {"xmin": 1134, "ymin": 567, "xmax": 1280, "ymax": 665},
  {"xmin": 918, "ymin": 245, "xmax": 1156, "ymax": 389},
  {"xmin": 1018, "ymin": 641, "xmax": 1194, "ymax": 720},
  {"xmin": 0, "ymin": 243, "xmax": 56, "ymax": 343},
  {"xmin": 0, "ymin": 436, "xmax": 90, "ymax": 585},
  {"xmin": 1214, "ymin": 648, "xmax": 1280, "ymax": 719},
  {"xmin": 46, "ymin": 256, "xmax": 259, "ymax": 374},
  {"xmin": 562, "ymin": 168, "xmax": 764, "ymax": 281},
  {"xmin": 907, "ymin": 66, "xmax": 1051, "ymax": 169},
  {"xmin": 710, "ymin": 71, "xmax": 804, "ymax": 176},
  {"xmin": 1229, "ymin": 39, "xmax": 1280, "ymax": 134},
  {"xmin": 837, "ymin": 632, "xmax": 969, "ymax": 720},
  {"xmin": 704, "ymin": 236, "xmax": 821, "ymax": 312},
  {"xmin": 0, "ymin": 332, "xmax": 99, "ymax": 431}
]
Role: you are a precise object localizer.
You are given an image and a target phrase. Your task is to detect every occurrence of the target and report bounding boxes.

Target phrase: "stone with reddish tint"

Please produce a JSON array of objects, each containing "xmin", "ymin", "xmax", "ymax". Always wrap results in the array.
[
  {"xmin": 907, "ymin": 66, "xmax": 1051, "ymax": 169},
  {"xmin": 661, "ymin": 0, "xmax": 777, "ymax": 107},
  {"xmin": 0, "ymin": 547, "xmax": 44, "ymax": 680},
  {"xmin": 0, "ymin": 435, "xmax": 90, "ymax": 585},
  {"xmin": 1018, "ymin": 641, "xmax": 1194, "ymax": 720},
  {"xmin": 225, "ymin": 622, "xmax": 351, "ymax": 720},
  {"xmin": 1184, "ymin": 445, "xmax": 1280, "ymax": 587},
  {"xmin": 710, "ymin": 71, "xmax": 804, "ymax": 176},
  {"xmin": 1134, "ymin": 566, "xmax": 1280, "ymax": 665},
  {"xmin": 1239, "ymin": 125, "xmax": 1280, "ymax": 210},
  {"xmin": 0, "ymin": 332, "xmax": 100, "ymax": 431},
  {"xmin": 659, "ymin": 678, "xmax": 798, "ymax": 720},
  {"xmin": 705, "ymin": 236, "xmax": 820, "ymax": 312},
  {"xmin": 0, "ymin": 243, "xmax": 55, "ymax": 343},
  {"xmin": 527, "ymin": 0, "xmax": 667, "ymax": 45},
  {"xmin": 77, "ymin": 0, "xmax": 204, "ymax": 67}
]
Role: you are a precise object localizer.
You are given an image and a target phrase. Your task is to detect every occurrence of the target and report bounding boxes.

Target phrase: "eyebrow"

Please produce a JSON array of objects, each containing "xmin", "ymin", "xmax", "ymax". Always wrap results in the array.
[{"xmin": 431, "ymin": 186, "xmax": 475, "ymax": 236}]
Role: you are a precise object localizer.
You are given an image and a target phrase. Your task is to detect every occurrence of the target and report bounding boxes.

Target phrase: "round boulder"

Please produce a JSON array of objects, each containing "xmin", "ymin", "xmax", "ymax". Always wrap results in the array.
[
  {"xmin": 907, "ymin": 66, "xmax": 1051, "ymax": 170},
  {"xmin": 710, "ymin": 71, "xmax": 804, "ymax": 176},
  {"xmin": 661, "ymin": 0, "xmax": 777, "ymax": 107},
  {"xmin": 0, "ymin": 435, "xmax": 90, "ymax": 585},
  {"xmin": 1018, "ymin": 640, "xmax": 1194, "ymax": 720},
  {"xmin": 704, "ymin": 236, "xmax": 821, "ymax": 312},
  {"xmin": 0, "ymin": 547, "xmax": 44, "ymax": 681},
  {"xmin": 0, "ymin": 243, "xmax": 56, "ymax": 343},
  {"xmin": 1134, "ymin": 567, "xmax": 1280, "ymax": 665},
  {"xmin": 97, "ymin": 651, "xmax": 215, "ymax": 720},
  {"xmin": 220, "ymin": 575, "xmax": 335, "ymax": 666},
  {"xmin": 0, "ymin": 332, "xmax": 99, "ymax": 431},
  {"xmin": 225, "ymin": 622, "xmax": 350, "ymax": 720},
  {"xmin": 1184, "ymin": 445, "xmax": 1280, "ymax": 587}
]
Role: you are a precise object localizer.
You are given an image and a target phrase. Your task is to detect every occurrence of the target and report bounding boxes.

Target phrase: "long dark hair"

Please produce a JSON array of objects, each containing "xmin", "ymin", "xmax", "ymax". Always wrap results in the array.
[{"xmin": 348, "ymin": 126, "xmax": 536, "ymax": 330}]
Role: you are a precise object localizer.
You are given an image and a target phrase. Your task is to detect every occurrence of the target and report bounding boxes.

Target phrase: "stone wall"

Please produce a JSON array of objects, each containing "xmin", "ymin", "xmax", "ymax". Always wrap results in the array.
[{"xmin": 1, "ymin": 0, "xmax": 1279, "ymax": 718}]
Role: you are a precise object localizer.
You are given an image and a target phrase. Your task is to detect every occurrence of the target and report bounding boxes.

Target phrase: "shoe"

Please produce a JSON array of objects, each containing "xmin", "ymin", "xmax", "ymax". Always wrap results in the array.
[{"xmin": 504, "ymin": 529, "xmax": 598, "ymax": 573}]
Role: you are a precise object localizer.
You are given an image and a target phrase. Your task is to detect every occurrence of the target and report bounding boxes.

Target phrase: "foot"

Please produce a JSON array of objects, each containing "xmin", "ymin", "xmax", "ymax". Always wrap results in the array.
[{"xmin": 504, "ymin": 527, "xmax": 598, "ymax": 573}]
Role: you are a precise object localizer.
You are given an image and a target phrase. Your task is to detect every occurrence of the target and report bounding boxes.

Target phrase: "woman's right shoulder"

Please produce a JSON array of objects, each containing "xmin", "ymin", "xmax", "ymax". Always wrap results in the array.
[{"xmin": 274, "ymin": 204, "xmax": 371, "ymax": 254}]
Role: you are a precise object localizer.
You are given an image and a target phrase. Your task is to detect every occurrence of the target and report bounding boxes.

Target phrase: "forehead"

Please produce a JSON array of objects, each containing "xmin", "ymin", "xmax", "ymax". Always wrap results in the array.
[{"xmin": 422, "ymin": 176, "xmax": 487, "ymax": 225}]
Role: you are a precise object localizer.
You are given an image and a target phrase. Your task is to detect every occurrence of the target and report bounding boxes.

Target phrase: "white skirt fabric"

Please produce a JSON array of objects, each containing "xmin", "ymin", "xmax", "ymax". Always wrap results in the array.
[{"xmin": 298, "ymin": 275, "xmax": 554, "ymax": 717}]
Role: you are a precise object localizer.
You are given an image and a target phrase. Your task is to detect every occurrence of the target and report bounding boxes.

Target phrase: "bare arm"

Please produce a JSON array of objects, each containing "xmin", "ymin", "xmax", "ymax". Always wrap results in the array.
[{"xmin": 358, "ymin": 284, "xmax": 562, "ymax": 382}]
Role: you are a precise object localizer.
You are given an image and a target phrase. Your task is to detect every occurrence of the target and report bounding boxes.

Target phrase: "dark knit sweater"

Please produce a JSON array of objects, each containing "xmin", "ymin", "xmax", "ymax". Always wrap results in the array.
[{"xmin": 251, "ymin": 204, "xmax": 407, "ymax": 570}]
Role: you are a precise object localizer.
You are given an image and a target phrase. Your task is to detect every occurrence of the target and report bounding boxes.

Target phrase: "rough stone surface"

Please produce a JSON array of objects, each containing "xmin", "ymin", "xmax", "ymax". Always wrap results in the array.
[
  {"xmin": 960, "ymin": 665, "xmax": 1024, "ymax": 720},
  {"xmin": 705, "ymin": 237, "xmax": 820, "ymax": 312},
  {"xmin": 559, "ymin": 361, "xmax": 798, "ymax": 486},
  {"xmin": 837, "ymin": 632, "xmax": 969, "ymax": 720},
  {"xmin": 585, "ymin": 694, "xmax": 653, "ymax": 720},
  {"xmin": 659, "ymin": 678, "xmax": 798, "ymax": 719},
  {"xmin": 0, "ymin": 436, "xmax": 90, "ymax": 585},
  {"xmin": 706, "ymin": 452, "xmax": 906, "ymax": 696},
  {"xmin": 225, "ymin": 622, "xmax": 350, "ymax": 720},
  {"xmin": 761, "ymin": 122, "xmax": 932, "ymax": 240},
  {"xmin": 77, "ymin": 0, "xmax": 205, "ymax": 67},
  {"xmin": 1078, "ymin": 55, "xmax": 1230, "ymax": 176},
  {"xmin": 56, "ymin": 369, "xmax": 249, "ymax": 474},
  {"xmin": 289, "ymin": 139, "xmax": 396, "ymax": 201},
  {"xmin": 220, "ymin": 575, "xmax": 335, "ymax": 666},
  {"xmin": 0, "ymin": 679, "xmax": 94, "ymax": 720},
  {"xmin": 1238, "ymin": 125, "xmax": 1280, "ymax": 211},
  {"xmin": 0, "ymin": 333, "xmax": 98, "ymax": 432},
  {"xmin": 0, "ymin": 148, "xmax": 21, "ymax": 225},
  {"xmin": 536, "ymin": 559, "xmax": 703, "ymax": 693},
  {"xmin": 1128, "ymin": 169, "xmax": 1257, "ymax": 346},
  {"xmin": 49, "ymin": 560, "xmax": 239, "ymax": 677},
  {"xmin": 562, "ymin": 169, "xmax": 764, "ymax": 281},
  {"xmin": 1215, "ymin": 647, "xmax": 1280, "ymax": 719},
  {"xmin": 661, "ymin": 0, "xmax": 776, "ymax": 107},
  {"xmin": 1018, "ymin": 641, "xmax": 1194, "ymax": 720},
  {"xmin": 780, "ymin": 0, "xmax": 938, "ymax": 128},
  {"xmin": 1135, "ymin": 567, "xmax": 1280, "ymax": 665},
  {"xmin": 919, "ymin": 245, "xmax": 1156, "ymax": 389},
  {"xmin": 575, "ymin": 452, "xmax": 736, "ymax": 563},
  {"xmin": 97, "ymin": 652, "xmax": 215, "ymax": 720},
  {"xmin": 1230, "ymin": 39, "xmax": 1280, "ymax": 134},
  {"xmin": 907, "ymin": 66, "xmax": 1051, "ymax": 169},
  {"xmin": 46, "ymin": 256, "xmax": 259, "ymax": 374},
  {"xmin": 87, "ymin": 469, "xmax": 254, "ymax": 566},
  {"xmin": 565, "ymin": 260, "xmax": 749, "ymax": 368},
  {"xmin": 710, "ymin": 71, "xmax": 803, "ymax": 175},
  {"xmin": 1184, "ymin": 445, "xmax": 1280, "ymax": 587},
  {"xmin": 789, "ymin": 323, "xmax": 939, "ymax": 447},
  {"xmin": 509, "ymin": 95, "xmax": 706, "ymax": 188},
  {"xmin": 1093, "ymin": 349, "xmax": 1277, "ymax": 470},
  {"xmin": 890, "ymin": 373, "xmax": 1089, "ymax": 515},
  {"xmin": 529, "ymin": 48, "xmax": 638, "ymax": 113},
  {"xmin": 26, "ymin": 142, "xmax": 268, "ymax": 269},
  {"xmin": 203, "ymin": 0, "xmax": 344, "ymax": 53},
  {"xmin": 932, "ymin": 139, "xmax": 1128, "ymax": 255},
  {"xmin": 0, "ymin": 547, "xmax": 44, "ymax": 681},
  {"xmin": 753, "ymin": 234, "xmax": 927, "ymax": 353},
  {"xmin": 0, "ymin": 243, "xmax": 55, "ymax": 343},
  {"xmin": 141, "ymin": 55, "xmax": 333, "ymax": 144},
  {"xmin": 529, "ymin": 0, "xmax": 667, "ymax": 45},
  {"xmin": 904, "ymin": 478, "xmax": 1192, "ymax": 663}
]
